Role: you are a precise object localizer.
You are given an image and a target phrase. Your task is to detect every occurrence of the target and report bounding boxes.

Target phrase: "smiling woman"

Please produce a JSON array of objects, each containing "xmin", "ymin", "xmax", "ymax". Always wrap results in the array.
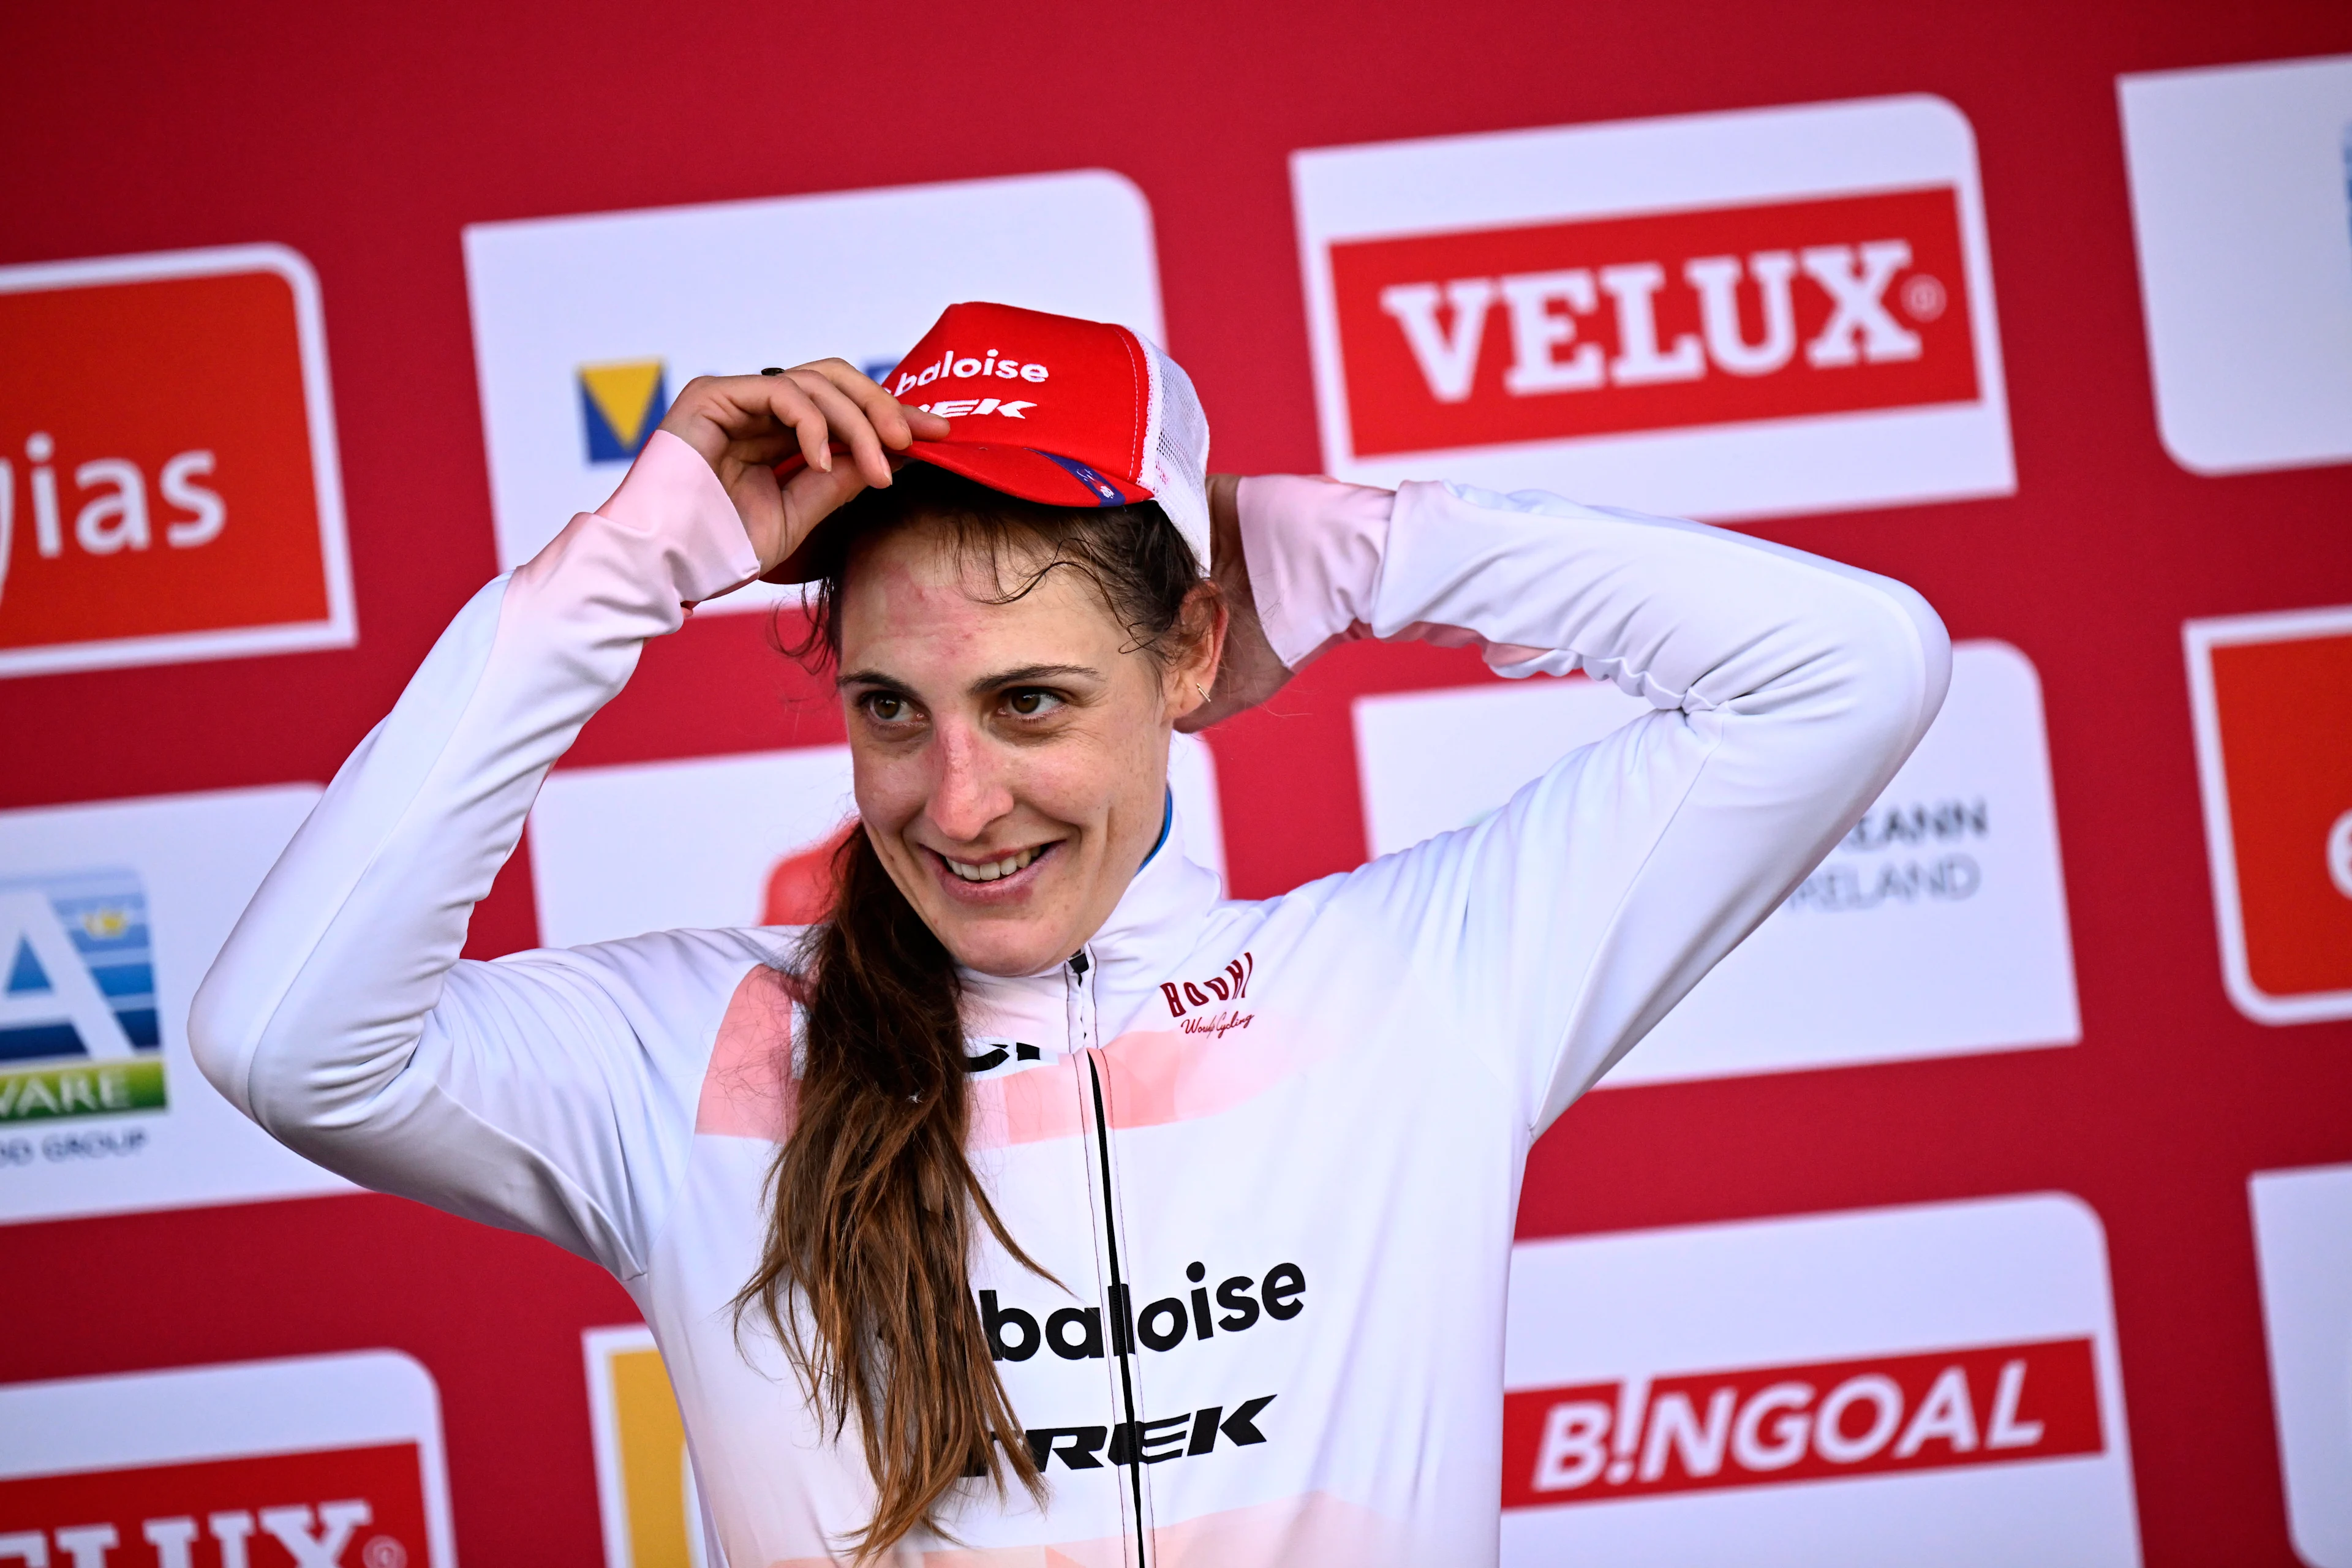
[
  {"xmin": 813, "ymin": 464, "xmax": 1218, "ymax": 976},
  {"xmin": 190, "ymin": 300, "xmax": 1950, "ymax": 1568},
  {"xmin": 742, "ymin": 462, "xmax": 1222, "ymax": 1551}
]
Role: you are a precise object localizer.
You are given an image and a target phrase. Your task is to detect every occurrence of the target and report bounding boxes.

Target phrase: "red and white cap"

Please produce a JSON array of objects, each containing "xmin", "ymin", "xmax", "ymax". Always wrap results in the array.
[{"xmin": 765, "ymin": 301, "xmax": 1210, "ymax": 582}]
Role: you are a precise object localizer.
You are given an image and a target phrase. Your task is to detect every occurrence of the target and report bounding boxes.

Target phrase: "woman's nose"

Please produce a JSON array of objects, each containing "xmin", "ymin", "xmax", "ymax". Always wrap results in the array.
[{"xmin": 925, "ymin": 725, "xmax": 1014, "ymax": 843}]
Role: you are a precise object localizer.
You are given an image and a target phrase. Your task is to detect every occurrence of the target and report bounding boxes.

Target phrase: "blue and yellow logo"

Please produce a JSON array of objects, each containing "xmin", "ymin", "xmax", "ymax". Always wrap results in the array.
[
  {"xmin": 579, "ymin": 360, "xmax": 668, "ymax": 464},
  {"xmin": 0, "ymin": 869, "xmax": 165, "ymax": 1121}
]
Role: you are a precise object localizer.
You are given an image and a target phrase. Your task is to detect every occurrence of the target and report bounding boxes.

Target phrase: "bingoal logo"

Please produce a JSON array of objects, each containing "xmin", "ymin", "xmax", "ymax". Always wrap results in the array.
[
  {"xmin": 1502, "ymin": 1336, "xmax": 2101, "ymax": 1509},
  {"xmin": 1501, "ymin": 1196, "xmax": 2141, "ymax": 1560},
  {"xmin": 1293, "ymin": 95, "xmax": 2015, "ymax": 523}
]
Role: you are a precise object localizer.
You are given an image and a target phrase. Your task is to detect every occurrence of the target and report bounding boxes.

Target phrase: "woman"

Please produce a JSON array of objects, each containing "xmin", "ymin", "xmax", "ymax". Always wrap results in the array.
[{"xmin": 193, "ymin": 301, "xmax": 1948, "ymax": 1566}]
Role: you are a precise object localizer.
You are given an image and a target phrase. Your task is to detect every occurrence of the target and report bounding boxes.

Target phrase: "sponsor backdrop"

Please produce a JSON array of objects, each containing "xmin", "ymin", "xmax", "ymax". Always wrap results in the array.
[{"xmin": 1, "ymin": 4, "xmax": 2348, "ymax": 1564}]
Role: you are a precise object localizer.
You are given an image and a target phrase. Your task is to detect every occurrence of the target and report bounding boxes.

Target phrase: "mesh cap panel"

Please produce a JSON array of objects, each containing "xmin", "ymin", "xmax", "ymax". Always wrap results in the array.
[{"xmin": 1137, "ymin": 334, "xmax": 1212, "ymax": 575}]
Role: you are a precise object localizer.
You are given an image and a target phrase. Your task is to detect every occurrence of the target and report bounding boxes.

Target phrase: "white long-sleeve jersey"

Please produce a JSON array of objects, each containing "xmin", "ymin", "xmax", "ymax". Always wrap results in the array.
[{"xmin": 190, "ymin": 430, "xmax": 1948, "ymax": 1567}]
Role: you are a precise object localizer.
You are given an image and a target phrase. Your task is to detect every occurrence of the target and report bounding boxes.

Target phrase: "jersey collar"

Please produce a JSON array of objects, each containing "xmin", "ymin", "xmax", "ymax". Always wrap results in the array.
[{"xmin": 958, "ymin": 789, "xmax": 1224, "ymax": 1036}]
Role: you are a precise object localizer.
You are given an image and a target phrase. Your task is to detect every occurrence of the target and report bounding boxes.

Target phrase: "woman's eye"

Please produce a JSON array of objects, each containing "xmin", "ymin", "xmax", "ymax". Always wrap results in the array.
[
  {"xmin": 1005, "ymin": 690, "xmax": 1061, "ymax": 718},
  {"xmin": 865, "ymin": 694, "xmax": 908, "ymax": 722}
]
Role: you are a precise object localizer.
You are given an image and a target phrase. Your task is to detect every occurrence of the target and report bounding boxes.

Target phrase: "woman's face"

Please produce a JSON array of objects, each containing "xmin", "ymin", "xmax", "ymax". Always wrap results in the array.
[{"xmin": 835, "ymin": 516, "xmax": 1219, "ymax": 979}]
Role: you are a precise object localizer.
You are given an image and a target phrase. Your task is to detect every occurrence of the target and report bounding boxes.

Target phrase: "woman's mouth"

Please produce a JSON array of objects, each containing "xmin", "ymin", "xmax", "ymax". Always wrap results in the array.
[
  {"xmin": 944, "ymin": 845, "xmax": 1043, "ymax": 883},
  {"xmin": 933, "ymin": 841, "xmax": 1058, "ymax": 894}
]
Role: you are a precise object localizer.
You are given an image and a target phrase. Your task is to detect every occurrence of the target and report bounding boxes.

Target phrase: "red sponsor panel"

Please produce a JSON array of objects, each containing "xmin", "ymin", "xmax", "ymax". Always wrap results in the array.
[
  {"xmin": 2185, "ymin": 606, "xmax": 2352, "ymax": 1022},
  {"xmin": 0, "ymin": 247, "xmax": 352, "ymax": 677},
  {"xmin": 2209, "ymin": 633, "xmax": 2352, "ymax": 996},
  {"xmin": 1332, "ymin": 188, "xmax": 1977, "ymax": 457},
  {"xmin": 1502, "ymin": 1337, "xmax": 2101, "ymax": 1509},
  {"xmin": 0, "ymin": 1444, "xmax": 432, "ymax": 1567},
  {"xmin": 762, "ymin": 823, "xmax": 855, "ymax": 925}
]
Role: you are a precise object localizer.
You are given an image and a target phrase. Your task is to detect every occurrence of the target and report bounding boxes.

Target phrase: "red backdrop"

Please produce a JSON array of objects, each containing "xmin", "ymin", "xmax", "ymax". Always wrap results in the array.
[{"xmin": 4, "ymin": 2, "xmax": 2350, "ymax": 1562}]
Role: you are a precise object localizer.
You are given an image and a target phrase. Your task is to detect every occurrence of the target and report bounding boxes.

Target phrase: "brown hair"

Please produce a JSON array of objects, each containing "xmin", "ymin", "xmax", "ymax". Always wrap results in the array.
[{"xmin": 733, "ymin": 464, "xmax": 1210, "ymax": 1558}]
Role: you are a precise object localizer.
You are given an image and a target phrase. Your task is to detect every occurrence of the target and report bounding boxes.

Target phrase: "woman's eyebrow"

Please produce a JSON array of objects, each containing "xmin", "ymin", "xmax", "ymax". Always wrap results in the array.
[
  {"xmin": 834, "ymin": 668, "xmax": 910, "ymax": 693},
  {"xmin": 970, "ymin": 663, "xmax": 1098, "ymax": 696}
]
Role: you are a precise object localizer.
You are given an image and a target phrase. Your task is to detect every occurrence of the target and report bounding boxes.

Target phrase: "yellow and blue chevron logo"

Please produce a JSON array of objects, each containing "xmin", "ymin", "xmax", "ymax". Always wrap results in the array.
[{"xmin": 579, "ymin": 360, "xmax": 668, "ymax": 464}]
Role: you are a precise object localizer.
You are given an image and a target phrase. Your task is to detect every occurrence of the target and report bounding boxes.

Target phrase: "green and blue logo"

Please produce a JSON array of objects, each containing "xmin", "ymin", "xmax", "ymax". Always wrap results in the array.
[{"xmin": 0, "ymin": 870, "xmax": 165, "ymax": 1122}]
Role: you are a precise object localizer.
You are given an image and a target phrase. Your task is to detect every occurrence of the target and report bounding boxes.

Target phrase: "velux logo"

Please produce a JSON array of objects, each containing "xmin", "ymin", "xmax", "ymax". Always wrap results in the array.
[
  {"xmin": 0, "ymin": 870, "xmax": 165, "ymax": 1124},
  {"xmin": 1292, "ymin": 96, "xmax": 2013, "ymax": 521},
  {"xmin": 1330, "ymin": 188, "xmax": 1975, "ymax": 457},
  {"xmin": 0, "ymin": 1502, "xmax": 380, "ymax": 1568},
  {"xmin": 0, "ymin": 1353, "xmax": 449, "ymax": 1568},
  {"xmin": 1501, "ymin": 1336, "xmax": 2101, "ymax": 1509},
  {"xmin": 0, "ymin": 1447, "xmax": 431, "ymax": 1568}
]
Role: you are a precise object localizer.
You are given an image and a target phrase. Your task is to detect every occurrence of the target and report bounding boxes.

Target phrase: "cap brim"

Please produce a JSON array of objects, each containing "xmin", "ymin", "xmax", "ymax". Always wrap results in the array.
[{"xmin": 761, "ymin": 442, "xmax": 1155, "ymax": 584}]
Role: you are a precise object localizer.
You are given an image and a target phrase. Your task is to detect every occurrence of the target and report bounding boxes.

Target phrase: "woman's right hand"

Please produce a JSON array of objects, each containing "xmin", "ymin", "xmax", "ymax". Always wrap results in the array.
[
  {"xmin": 655, "ymin": 361, "xmax": 950, "ymax": 575},
  {"xmin": 1176, "ymin": 472, "xmax": 1298, "ymax": 732}
]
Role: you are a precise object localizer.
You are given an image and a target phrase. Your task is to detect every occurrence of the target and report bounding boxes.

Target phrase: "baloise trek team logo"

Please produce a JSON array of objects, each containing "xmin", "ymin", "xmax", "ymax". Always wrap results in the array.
[{"xmin": 972, "ymin": 1256, "xmax": 1305, "ymax": 1476}]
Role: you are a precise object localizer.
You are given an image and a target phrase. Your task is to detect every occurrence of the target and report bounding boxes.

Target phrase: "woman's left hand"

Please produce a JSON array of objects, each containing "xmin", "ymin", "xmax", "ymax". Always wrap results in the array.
[{"xmin": 1177, "ymin": 473, "xmax": 1295, "ymax": 732}]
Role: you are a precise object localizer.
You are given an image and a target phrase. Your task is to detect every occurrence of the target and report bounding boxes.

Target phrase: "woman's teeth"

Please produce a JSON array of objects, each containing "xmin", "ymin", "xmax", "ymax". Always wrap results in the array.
[{"xmin": 945, "ymin": 846, "xmax": 1044, "ymax": 884}]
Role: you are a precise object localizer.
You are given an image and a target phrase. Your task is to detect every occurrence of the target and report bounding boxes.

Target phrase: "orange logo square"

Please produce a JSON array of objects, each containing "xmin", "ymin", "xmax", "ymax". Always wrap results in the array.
[
  {"xmin": 2185, "ymin": 606, "xmax": 2352, "ymax": 1022},
  {"xmin": 0, "ymin": 245, "xmax": 353, "ymax": 677}
]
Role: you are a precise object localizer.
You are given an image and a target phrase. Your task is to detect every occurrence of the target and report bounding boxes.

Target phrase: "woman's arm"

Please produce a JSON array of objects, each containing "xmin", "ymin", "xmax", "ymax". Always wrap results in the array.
[
  {"xmin": 1215, "ymin": 475, "xmax": 1950, "ymax": 1134},
  {"xmin": 189, "ymin": 368, "xmax": 940, "ymax": 1273}
]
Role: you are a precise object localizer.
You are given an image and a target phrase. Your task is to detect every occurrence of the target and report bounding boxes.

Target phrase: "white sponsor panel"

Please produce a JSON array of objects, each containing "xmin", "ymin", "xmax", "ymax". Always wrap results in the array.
[
  {"xmin": 1354, "ymin": 641, "xmax": 2076, "ymax": 1084},
  {"xmin": 529, "ymin": 733, "xmax": 1226, "ymax": 949},
  {"xmin": 1502, "ymin": 1194, "xmax": 2139, "ymax": 1566},
  {"xmin": 2119, "ymin": 55, "xmax": 2352, "ymax": 475},
  {"xmin": 2250, "ymin": 1163, "xmax": 2352, "ymax": 1567},
  {"xmin": 530, "ymin": 744, "xmax": 855, "ymax": 951},
  {"xmin": 0, "ymin": 785, "xmax": 348, "ymax": 1225},
  {"xmin": 1291, "ymin": 94, "xmax": 2013, "ymax": 521},
  {"xmin": 0, "ymin": 1351, "xmax": 455, "ymax": 1567},
  {"xmin": 464, "ymin": 170, "xmax": 1164, "ymax": 606}
]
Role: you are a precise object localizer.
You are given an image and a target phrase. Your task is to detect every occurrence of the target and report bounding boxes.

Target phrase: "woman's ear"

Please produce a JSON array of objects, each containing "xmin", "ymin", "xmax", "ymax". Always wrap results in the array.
[{"xmin": 1167, "ymin": 581, "xmax": 1229, "ymax": 721}]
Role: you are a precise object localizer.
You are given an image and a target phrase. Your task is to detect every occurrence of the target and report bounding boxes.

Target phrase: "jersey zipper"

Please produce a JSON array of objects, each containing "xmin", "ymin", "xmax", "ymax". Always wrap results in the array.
[{"xmin": 1069, "ymin": 948, "xmax": 1150, "ymax": 1568}]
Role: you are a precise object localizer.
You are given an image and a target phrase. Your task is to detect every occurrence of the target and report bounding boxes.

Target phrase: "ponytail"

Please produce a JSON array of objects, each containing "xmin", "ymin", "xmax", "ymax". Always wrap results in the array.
[{"xmin": 735, "ymin": 827, "xmax": 1047, "ymax": 1556}]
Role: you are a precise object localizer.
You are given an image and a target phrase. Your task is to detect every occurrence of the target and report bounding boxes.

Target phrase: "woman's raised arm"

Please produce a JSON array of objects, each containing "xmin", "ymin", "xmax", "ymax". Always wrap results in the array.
[
  {"xmin": 1225, "ymin": 475, "xmax": 1951, "ymax": 1137},
  {"xmin": 188, "ymin": 369, "xmax": 941, "ymax": 1275}
]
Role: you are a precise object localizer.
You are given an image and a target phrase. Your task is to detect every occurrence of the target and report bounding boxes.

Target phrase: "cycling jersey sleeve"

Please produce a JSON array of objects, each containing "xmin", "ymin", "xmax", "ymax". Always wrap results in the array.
[
  {"xmin": 1235, "ymin": 475, "xmax": 1950, "ymax": 1134},
  {"xmin": 187, "ymin": 431, "xmax": 771, "ymax": 1276}
]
